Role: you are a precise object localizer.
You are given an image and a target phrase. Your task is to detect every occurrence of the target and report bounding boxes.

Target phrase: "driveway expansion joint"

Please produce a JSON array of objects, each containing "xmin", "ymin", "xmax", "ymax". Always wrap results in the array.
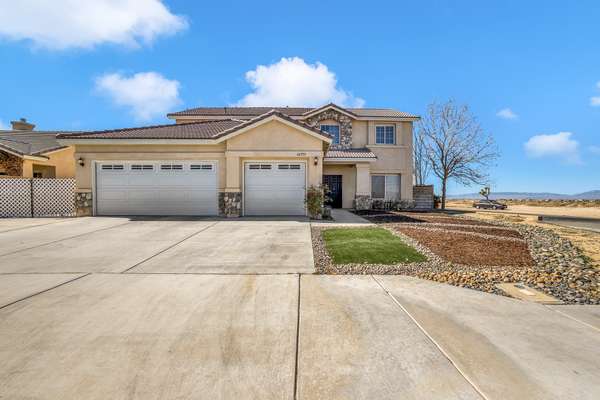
[
  {"xmin": 293, "ymin": 273, "xmax": 301, "ymax": 400},
  {"xmin": 0, "ymin": 220, "xmax": 133, "ymax": 258},
  {"xmin": 0, "ymin": 273, "xmax": 90, "ymax": 311},
  {"xmin": 545, "ymin": 305, "xmax": 600, "ymax": 333},
  {"xmin": 370, "ymin": 275, "xmax": 489, "ymax": 400},
  {"xmin": 120, "ymin": 221, "xmax": 221, "ymax": 273}
]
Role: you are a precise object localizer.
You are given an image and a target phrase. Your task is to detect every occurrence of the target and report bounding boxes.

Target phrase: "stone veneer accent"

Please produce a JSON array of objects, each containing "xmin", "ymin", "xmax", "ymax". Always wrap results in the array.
[
  {"xmin": 219, "ymin": 191, "xmax": 242, "ymax": 217},
  {"xmin": 305, "ymin": 109, "xmax": 353, "ymax": 150},
  {"xmin": 75, "ymin": 190, "xmax": 93, "ymax": 217},
  {"xmin": 354, "ymin": 195, "xmax": 372, "ymax": 211},
  {"xmin": 0, "ymin": 151, "xmax": 23, "ymax": 176}
]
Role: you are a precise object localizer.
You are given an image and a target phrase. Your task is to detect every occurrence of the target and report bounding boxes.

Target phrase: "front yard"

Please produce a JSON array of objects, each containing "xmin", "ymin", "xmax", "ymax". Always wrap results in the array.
[{"xmin": 312, "ymin": 210, "xmax": 600, "ymax": 304}]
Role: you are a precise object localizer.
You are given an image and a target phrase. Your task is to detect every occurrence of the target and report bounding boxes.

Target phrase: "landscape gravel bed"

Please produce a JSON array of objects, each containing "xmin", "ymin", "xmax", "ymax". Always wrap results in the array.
[{"xmin": 312, "ymin": 211, "xmax": 600, "ymax": 304}]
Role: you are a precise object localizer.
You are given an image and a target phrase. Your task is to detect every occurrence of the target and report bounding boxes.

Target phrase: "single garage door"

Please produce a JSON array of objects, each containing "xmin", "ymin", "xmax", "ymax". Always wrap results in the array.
[
  {"xmin": 96, "ymin": 161, "xmax": 218, "ymax": 216},
  {"xmin": 244, "ymin": 162, "xmax": 306, "ymax": 216}
]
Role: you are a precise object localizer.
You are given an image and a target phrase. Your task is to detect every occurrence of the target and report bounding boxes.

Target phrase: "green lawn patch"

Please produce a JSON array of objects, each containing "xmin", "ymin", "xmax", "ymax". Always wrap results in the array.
[{"xmin": 322, "ymin": 227, "xmax": 426, "ymax": 265}]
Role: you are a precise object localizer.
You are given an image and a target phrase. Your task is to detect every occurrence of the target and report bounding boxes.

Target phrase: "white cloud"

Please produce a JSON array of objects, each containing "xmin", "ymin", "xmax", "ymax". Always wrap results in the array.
[
  {"xmin": 590, "ymin": 82, "xmax": 600, "ymax": 106},
  {"xmin": 0, "ymin": 0, "xmax": 187, "ymax": 50},
  {"xmin": 589, "ymin": 145, "xmax": 600, "ymax": 155},
  {"xmin": 236, "ymin": 57, "xmax": 365, "ymax": 108},
  {"xmin": 524, "ymin": 132, "xmax": 581, "ymax": 164},
  {"xmin": 95, "ymin": 72, "xmax": 181, "ymax": 121},
  {"xmin": 496, "ymin": 108, "xmax": 518, "ymax": 119}
]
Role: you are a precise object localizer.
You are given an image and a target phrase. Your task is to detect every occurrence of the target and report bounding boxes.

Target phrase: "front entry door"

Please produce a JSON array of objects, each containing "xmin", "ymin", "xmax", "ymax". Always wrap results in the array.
[{"xmin": 323, "ymin": 175, "xmax": 343, "ymax": 208}]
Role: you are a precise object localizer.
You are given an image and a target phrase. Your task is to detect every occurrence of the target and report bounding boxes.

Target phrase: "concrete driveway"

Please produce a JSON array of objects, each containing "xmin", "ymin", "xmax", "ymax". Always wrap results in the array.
[
  {"xmin": 0, "ymin": 217, "xmax": 314, "ymax": 273},
  {"xmin": 1, "ymin": 218, "xmax": 599, "ymax": 399}
]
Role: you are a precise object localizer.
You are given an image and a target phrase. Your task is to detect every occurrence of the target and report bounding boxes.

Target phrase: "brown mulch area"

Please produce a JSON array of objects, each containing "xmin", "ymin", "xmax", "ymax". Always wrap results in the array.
[
  {"xmin": 354, "ymin": 210, "xmax": 494, "ymax": 226},
  {"xmin": 393, "ymin": 226, "xmax": 535, "ymax": 267},
  {"xmin": 424, "ymin": 224, "xmax": 525, "ymax": 239},
  {"xmin": 415, "ymin": 216, "xmax": 493, "ymax": 226}
]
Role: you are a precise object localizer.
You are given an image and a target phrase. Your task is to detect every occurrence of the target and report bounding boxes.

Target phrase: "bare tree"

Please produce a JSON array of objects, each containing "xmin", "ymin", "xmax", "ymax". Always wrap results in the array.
[
  {"xmin": 418, "ymin": 100, "xmax": 499, "ymax": 209},
  {"xmin": 413, "ymin": 125, "xmax": 430, "ymax": 185}
]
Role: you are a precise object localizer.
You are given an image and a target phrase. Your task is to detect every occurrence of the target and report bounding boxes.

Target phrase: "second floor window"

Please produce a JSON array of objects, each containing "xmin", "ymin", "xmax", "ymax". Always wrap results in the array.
[
  {"xmin": 376, "ymin": 125, "xmax": 395, "ymax": 144},
  {"xmin": 320, "ymin": 124, "xmax": 340, "ymax": 144}
]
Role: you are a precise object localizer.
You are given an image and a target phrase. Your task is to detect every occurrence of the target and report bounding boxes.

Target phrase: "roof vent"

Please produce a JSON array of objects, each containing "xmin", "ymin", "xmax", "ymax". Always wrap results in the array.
[{"xmin": 10, "ymin": 118, "xmax": 35, "ymax": 131}]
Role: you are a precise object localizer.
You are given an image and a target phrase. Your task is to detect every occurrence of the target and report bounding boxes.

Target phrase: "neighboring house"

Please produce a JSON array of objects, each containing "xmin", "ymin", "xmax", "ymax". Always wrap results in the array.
[
  {"xmin": 57, "ymin": 104, "xmax": 418, "ymax": 217},
  {"xmin": 0, "ymin": 119, "xmax": 76, "ymax": 178}
]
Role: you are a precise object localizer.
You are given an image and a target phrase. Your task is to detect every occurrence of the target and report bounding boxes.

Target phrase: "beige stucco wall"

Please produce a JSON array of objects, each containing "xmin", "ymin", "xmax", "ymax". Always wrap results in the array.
[
  {"xmin": 351, "ymin": 120, "xmax": 368, "ymax": 147},
  {"xmin": 226, "ymin": 120, "xmax": 324, "ymax": 152},
  {"xmin": 21, "ymin": 147, "xmax": 75, "ymax": 178},
  {"xmin": 322, "ymin": 164, "xmax": 356, "ymax": 208},
  {"xmin": 225, "ymin": 120, "xmax": 325, "ymax": 191},
  {"xmin": 365, "ymin": 121, "xmax": 414, "ymax": 200}
]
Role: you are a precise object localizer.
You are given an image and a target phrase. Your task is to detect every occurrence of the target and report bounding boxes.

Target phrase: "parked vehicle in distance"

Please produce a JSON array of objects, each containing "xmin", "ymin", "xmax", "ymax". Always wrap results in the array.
[{"xmin": 472, "ymin": 199, "xmax": 508, "ymax": 210}]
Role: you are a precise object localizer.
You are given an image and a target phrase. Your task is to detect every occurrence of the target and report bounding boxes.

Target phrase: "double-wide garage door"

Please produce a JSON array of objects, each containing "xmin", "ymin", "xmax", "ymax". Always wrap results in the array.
[
  {"xmin": 96, "ymin": 161, "xmax": 218, "ymax": 216},
  {"xmin": 244, "ymin": 162, "xmax": 306, "ymax": 216}
]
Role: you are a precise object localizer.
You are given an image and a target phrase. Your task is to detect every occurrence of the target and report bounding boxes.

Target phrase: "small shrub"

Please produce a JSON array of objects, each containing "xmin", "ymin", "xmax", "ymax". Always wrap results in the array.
[{"xmin": 305, "ymin": 185, "xmax": 326, "ymax": 219}]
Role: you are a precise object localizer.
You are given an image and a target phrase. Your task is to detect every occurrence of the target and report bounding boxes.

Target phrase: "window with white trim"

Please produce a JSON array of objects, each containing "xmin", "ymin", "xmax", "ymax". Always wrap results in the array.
[
  {"xmin": 371, "ymin": 175, "xmax": 401, "ymax": 200},
  {"xmin": 320, "ymin": 124, "xmax": 340, "ymax": 144},
  {"xmin": 375, "ymin": 125, "xmax": 395, "ymax": 145}
]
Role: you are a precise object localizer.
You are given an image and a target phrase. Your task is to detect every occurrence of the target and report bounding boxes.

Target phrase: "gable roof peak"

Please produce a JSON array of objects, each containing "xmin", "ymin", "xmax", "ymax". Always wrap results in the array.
[{"xmin": 301, "ymin": 103, "xmax": 357, "ymax": 119}]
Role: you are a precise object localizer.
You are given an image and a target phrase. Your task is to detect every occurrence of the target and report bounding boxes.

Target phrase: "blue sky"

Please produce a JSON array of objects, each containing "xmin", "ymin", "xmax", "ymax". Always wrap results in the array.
[{"xmin": 0, "ymin": 0, "xmax": 598, "ymax": 194}]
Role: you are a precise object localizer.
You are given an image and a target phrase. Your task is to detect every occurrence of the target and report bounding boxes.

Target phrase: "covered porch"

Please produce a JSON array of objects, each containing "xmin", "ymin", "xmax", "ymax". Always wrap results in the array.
[{"xmin": 322, "ymin": 148, "xmax": 376, "ymax": 209}]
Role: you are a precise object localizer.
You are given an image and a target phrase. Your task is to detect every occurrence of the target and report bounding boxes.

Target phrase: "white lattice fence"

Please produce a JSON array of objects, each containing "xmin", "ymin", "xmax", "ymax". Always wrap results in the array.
[
  {"xmin": 0, "ymin": 178, "xmax": 76, "ymax": 218},
  {"xmin": 32, "ymin": 179, "xmax": 76, "ymax": 217},
  {"xmin": 0, "ymin": 179, "xmax": 32, "ymax": 217}
]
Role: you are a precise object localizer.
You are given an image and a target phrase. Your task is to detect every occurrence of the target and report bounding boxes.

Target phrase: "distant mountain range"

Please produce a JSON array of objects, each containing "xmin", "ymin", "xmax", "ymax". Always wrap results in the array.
[{"xmin": 447, "ymin": 190, "xmax": 600, "ymax": 200}]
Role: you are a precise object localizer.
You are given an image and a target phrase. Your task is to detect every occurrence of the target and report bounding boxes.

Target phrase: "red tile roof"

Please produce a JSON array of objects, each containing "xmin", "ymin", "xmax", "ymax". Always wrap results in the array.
[
  {"xmin": 325, "ymin": 148, "xmax": 377, "ymax": 159},
  {"xmin": 57, "ymin": 111, "xmax": 332, "ymax": 141},
  {"xmin": 168, "ymin": 105, "xmax": 418, "ymax": 119},
  {"xmin": 57, "ymin": 120, "xmax": 241, "ymax": 140}
]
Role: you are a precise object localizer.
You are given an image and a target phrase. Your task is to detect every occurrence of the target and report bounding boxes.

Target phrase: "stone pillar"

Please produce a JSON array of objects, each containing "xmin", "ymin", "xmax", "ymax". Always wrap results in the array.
[
  {"xmin": 75, "ymin": 190, "xmax": 93, "ymax": 217},
  {"xmin": 219, "ymin": 191, "xmax": 241, "ymax": 217},
  {"xmin": 354, "ymin": 163, "xmax": 372, "ymax": 210}
]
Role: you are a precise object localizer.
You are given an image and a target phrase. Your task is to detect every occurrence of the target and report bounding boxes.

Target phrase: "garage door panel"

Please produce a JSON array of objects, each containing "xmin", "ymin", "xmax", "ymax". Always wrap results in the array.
[
  {"xmin": 244, "ymin": 162, "xmax": 306, "ymax": 216},
  {"xmin": 96, "ymin": 162, "xmax": 218, "ymax": 216}
]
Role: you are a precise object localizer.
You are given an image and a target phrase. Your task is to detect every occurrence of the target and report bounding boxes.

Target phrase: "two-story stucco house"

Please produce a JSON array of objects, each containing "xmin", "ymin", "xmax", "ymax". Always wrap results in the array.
[{"xmin": 57, "ymin": 104, "xmax": 418, "ymax": 217}]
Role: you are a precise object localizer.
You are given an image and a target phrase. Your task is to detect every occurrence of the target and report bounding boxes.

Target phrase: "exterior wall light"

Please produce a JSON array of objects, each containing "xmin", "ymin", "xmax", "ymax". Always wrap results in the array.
[
  {"xmin": 77, "ymin": 157, "xmax": 85, "ymax": 167},
  {"xmin": 314, "ymin": 156, "xmax": 319, "ymax": 166}
]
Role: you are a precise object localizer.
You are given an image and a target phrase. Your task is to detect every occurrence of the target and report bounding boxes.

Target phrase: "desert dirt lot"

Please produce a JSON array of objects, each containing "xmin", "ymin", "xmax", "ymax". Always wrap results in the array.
[{"xmin": 447, "ymin": 200, "xmax": 600, "ymax": 219}]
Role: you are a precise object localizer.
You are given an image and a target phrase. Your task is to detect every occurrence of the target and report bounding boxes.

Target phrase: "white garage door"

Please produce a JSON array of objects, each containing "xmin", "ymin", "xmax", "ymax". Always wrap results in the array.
[
  {"xmin": 96, "ymin": 161, "xmax": 218, "ymax": 216},
  {"xmin": 244, "ymin": 162, "xmax": 306, "ymax": 216}
]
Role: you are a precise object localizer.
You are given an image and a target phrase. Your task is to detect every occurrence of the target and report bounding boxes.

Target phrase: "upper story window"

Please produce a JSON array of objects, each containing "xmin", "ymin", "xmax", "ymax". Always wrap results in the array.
[
  {"xmin": 320, "ymin": 124, "xmax": 340, "ymax": 144},
  {"xmin": 375, "ymin": 125, "xmax": 395, "ymax": 145}
]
